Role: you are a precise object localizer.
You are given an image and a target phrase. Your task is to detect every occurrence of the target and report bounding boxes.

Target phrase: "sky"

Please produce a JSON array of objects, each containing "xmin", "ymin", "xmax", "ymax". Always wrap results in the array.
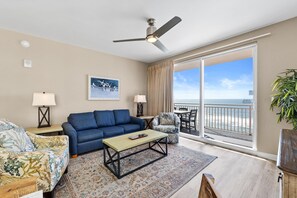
[{"xmin": 174, "ymin": 57, "xmax": 253, "ymax": 100}]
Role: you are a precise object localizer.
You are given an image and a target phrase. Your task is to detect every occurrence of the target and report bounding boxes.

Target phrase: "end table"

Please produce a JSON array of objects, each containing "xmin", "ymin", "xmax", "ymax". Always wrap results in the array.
[
  {"xmin": 26, "ymin": 124, "xmax": 63, "ymax": 135},
  {"xmin": 138, "ymin": 116, "xmax": 155, "ymax": 129}
]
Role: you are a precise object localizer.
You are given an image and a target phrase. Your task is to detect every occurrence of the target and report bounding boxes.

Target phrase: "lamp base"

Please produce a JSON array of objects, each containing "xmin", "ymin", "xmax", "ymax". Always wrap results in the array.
[
  {"xmin": 37, "ymin": 106, "xmax": 51, "ymax": 128},
  {"xmin": 136, "ymin": 103, "xmax": 144, "ymax": 117}
]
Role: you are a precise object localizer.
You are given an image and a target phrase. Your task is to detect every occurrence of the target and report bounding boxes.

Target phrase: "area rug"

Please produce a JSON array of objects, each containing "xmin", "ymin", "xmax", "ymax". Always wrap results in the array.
[{"xmin": 55, "ymin": 144, "xmax": 216, "ymax": 198}]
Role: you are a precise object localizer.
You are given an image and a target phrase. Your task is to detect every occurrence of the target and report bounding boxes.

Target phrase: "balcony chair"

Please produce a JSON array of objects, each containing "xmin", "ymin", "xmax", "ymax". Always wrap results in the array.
[
  {"xmin": 152, "ymin": 112, "xmax": 180, "ymax": 143},
  {"xmin": 0, "ymin": 119, "xmax": 69, "ymax": 198},
  {"xmin": 181, "ymin": 109, "xmax": 198, "ymax": 132}
]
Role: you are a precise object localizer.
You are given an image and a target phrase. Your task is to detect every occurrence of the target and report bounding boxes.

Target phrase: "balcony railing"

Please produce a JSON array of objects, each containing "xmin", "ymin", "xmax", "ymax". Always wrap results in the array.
[{"xmin": 174, "ymin": 103, "xmax": 253, "ymax": 136}]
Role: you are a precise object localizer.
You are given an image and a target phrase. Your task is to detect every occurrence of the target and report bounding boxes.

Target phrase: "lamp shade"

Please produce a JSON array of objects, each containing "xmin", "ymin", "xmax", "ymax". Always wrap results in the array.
[
  {"xmin": 32, "ymin": 93, "xmax": 56, "ymax": 106},
  {"xmin": 134, "ymin": 95, "xmax": 147, "ymax": 103}
]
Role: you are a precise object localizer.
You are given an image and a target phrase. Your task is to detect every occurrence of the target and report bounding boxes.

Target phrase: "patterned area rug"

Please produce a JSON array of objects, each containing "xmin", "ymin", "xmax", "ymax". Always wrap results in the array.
[{"xmin": 55, "ymin": 144, "xmax": 216, "ymax": 198}]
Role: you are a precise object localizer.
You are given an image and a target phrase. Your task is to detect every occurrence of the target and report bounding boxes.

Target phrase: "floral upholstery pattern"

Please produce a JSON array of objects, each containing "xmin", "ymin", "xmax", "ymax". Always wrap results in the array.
[
  {"xmin": 159, "ymin": 112, "xmax": 175, "ymax": 125},
  {"xmin": 152, "ymin": 113, "xmax": 180, "ymax": 144},
  {"xmin": 0, "ymin": 127, "xmax": 69, "ymax": 193}
]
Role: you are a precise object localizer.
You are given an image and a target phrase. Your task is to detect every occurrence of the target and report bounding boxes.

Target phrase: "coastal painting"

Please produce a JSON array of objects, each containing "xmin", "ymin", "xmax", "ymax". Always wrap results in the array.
[{"xmin": 88, "ymin": 76, "xmax": 119, "ymax": 100}]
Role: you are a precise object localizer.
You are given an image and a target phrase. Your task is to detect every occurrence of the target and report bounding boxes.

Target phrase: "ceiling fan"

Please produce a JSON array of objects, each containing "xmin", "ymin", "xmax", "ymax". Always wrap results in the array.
[{"xmin": 113, "ymin": 16, "xmax": 182, "ymax": 52}]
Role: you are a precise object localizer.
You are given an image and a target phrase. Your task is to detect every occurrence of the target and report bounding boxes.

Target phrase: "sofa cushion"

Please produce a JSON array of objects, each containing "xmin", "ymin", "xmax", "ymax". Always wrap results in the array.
[
  {"xmin": 94, "ymin": 110, "xmax": 115, "ymax": 127},
  {"xmin": 68, "ymin": 112, "xmax": 97, "ymax": 131},
  {"xmin": 113, "ymin": 109, "xmax": 131, "ymax": 125},
  {"xmin": 117, "ymin": 124, "xmax": 140, "ymax": 133},
  {"xmin": 99, "ymin": 126, "xmax": 124, "ymax": 138},
  {"xmin": 159, "ymin": 112, "xmax": 175, "ymax": 125},
  {"xmin": 77, "ymin": 129, "xmax": 104, "ymax": 143}
]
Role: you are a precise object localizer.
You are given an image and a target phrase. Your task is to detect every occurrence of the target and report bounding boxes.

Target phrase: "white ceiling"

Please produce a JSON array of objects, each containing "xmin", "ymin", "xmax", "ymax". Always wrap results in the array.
[{"xmin": 0, "ymin": 0, "xmax": 297, "ymax": 63}]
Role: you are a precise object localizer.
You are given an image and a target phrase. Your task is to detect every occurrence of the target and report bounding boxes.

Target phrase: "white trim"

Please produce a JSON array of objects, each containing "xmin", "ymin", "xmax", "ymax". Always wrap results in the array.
[
  {"xmin": 180, "ymin": 133, "xmax": 277, "ymax": 161},
  {"xmin": 174, "ymin": 33, "xmax": 271, "ymax": 63},
  {"xmin": 200, "ymin": 59, "xmax": 205, "ymax": 138},
  {"xmin": 252, "ymin": 45, "xmax": 258, "ymax": 150}
]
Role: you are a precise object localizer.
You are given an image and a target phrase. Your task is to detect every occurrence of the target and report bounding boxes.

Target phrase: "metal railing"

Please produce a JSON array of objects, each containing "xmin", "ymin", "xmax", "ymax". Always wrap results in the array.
[{"xmin": 174, "ymin": 103, "xmax": 253, "ymax": 135}]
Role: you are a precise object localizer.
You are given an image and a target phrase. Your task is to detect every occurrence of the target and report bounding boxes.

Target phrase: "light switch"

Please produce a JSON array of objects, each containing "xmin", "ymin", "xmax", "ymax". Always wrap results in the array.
[{"xmin": 24, "ymin": 59, "xmax": 32, "ymax": 68}]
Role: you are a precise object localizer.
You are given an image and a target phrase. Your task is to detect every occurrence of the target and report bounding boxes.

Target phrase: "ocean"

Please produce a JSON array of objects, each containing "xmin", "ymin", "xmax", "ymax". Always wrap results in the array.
[
  {"xmin": 174, "ymin": 99, "xmax": 253, "ymax": 105},
  {"xmin": 174, "ymin": 98, "xmax": 254, "ymax": 133}
]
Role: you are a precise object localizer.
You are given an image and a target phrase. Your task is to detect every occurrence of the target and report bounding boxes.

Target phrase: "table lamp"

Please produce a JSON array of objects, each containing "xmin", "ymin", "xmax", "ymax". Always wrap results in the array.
[
  {"xmin": 134, "ymin": 95, "xmax": 146, "ymax": 117},
  {"xmin": 32, "ymin": 92, "xmax": 56, "ymax": 128}
]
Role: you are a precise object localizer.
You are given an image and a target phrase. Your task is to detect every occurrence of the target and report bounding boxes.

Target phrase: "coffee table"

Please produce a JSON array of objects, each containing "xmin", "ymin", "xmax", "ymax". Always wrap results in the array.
[{"xmin": 103, "ymin": 129, "xmax": 168, "ymax": 179}]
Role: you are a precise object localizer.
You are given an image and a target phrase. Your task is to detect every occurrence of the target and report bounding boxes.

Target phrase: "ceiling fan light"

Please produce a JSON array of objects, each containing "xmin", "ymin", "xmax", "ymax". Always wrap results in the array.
[{"xmin": 147, "ymin": 35, "xmax": 157, "ymax": 43}]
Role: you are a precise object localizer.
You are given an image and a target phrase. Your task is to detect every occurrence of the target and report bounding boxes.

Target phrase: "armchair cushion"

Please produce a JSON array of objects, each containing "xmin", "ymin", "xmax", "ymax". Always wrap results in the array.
[
  {"xmin": 68, "ymin": 112, "xmax": 97, "ymax": 131},
  {"xmin": 0, "ymin": 128, "xmax": 35, "ymax": 152},
  {"xmin": 94, "ymin": 110, "xmax": 115, "ymax": 127},
  {"xmin": 159, "ymin": 112, "xmax": 175, "ymax": 125},
  {"xmin": 153, "ymin": 125, "xmax": 178, "ymax": 134},
  {"xmin": 113, "ymin": 109, "xmax": 131, "ymax": 125}
]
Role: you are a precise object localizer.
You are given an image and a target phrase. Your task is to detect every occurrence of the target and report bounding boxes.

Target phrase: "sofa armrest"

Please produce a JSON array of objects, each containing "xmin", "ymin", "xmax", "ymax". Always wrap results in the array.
[
  {"xmin": 0, "ymin": 150, "xmax": 53, "ymax": 192},
  {"xmin": 152, "ymin": 115, "xmax": 160, "ymax": 127},
  {"xmin": 62, "ymin": 122, "xmax": 78, "ymax": 155},
  {"xmin": 27, "ymin": 132, "xmax": 69, "ymax": 149},
  {"xmin": 130, "ymin": 116, "xmax": 145, "ymax": 130}
]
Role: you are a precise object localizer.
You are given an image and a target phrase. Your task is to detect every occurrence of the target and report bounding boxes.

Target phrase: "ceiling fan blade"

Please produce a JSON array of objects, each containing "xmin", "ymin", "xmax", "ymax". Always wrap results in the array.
[
  {"xmin": 153, "ymin": 40, "xmax": 169, "ymax": 52},
  {"xmin": 153, "ymin": 16, "xmax": 182, "ymax": 38},
  {"xmin": 113, "ymin": 38, "xmax": 146, "ymax": 42}
]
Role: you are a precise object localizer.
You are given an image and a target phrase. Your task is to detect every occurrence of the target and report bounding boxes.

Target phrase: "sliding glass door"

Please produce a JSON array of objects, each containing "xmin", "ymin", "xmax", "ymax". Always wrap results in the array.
[{"xmin": 174, "ymin": 45, "xmax": 257, "ymax": 149}]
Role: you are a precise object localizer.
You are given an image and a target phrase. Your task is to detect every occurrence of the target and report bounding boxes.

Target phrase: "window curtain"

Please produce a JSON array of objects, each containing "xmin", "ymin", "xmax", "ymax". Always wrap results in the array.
[{"xmin": 147, "ymin": 60, "xmax": 174, "ymax": 116}]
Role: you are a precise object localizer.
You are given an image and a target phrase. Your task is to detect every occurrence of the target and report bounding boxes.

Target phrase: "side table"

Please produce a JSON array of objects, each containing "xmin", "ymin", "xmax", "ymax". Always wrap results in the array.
[
  {"xmin": 138, "ymin": 116, "xmax": 155, "ymax": 129},
  {"xmin": 26, "ymin": 124, "xmax": 63, "ymax": 135}
]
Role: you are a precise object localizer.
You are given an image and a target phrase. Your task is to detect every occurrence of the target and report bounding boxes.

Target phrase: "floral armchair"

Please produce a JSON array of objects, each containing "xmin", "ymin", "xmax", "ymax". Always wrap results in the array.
[
  {"xmin": 0, "ymin": 120, "xmax": 69, "ymax": 196},
  {"xmin": 152, "ymin": 112, "xmax": 180, "ymax": 143}
]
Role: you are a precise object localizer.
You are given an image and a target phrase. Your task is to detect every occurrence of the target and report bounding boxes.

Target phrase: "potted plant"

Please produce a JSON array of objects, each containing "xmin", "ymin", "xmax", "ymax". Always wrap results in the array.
[{"xmin": 270, "ymin": 69, "xmax": 297, "ymax": 129}]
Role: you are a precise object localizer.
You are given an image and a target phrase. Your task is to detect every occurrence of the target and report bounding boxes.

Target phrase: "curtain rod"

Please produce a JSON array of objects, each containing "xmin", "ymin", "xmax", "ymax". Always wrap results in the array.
[{"xmin": 174, "ymin": 33, "xmax": 271, "ymax": 63}]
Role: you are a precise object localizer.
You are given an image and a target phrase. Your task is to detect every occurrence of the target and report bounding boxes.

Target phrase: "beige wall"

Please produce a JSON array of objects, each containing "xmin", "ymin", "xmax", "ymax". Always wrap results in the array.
[
  {"xmin": 151, "ymin": 17, "xmax": 297, "ymax": 155},
  {"xmin": 0, "ymin": 29, "xmax": 148, "ymax": 128}
]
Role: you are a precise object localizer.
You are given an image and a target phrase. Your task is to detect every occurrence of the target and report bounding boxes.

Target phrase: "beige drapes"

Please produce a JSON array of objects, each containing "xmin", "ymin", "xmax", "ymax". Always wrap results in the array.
[{"xmin": 147, "ymin": 60, "xmax": 174, "ymax": 116}]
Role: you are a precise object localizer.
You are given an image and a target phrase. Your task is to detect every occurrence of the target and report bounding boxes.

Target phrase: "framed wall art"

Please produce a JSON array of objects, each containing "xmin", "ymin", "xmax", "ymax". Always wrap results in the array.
[{"xmin": 88, "ymin": 75, "xmax": 120, "ymax": 100}]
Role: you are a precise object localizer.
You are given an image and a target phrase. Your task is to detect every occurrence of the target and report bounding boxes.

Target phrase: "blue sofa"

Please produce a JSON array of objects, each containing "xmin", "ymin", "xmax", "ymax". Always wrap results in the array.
[{"xmin": 62, "ymin": 109, "xmax": 144, "ymax": 157}]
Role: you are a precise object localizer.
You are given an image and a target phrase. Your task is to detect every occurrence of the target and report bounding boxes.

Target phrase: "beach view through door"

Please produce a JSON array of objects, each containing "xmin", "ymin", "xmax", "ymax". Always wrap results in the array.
[{"xmin": 174, "ymin": 45, "xmax": 256, "ymax": 148}]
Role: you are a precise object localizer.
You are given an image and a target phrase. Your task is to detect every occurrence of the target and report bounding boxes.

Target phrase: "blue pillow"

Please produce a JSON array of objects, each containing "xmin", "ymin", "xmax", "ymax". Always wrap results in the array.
[
  {"xmin": 113, "ymin": 109, "xmax": 131, "ymax": 125},
  {"xmin": 68, "ymin": 112, "xmax": 97, "ymax": 131},
  {"xmin": 94, "ymin": 110, "xmax": 115, "ymax": 127}
]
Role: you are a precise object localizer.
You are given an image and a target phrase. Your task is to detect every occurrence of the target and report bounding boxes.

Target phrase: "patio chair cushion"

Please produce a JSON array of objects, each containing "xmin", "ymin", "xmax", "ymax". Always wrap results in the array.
[
  {"xmin": 0, "ymin": 127, "xmax": 35, "ymax": 152},
  {"xmin": 159, "ymin": 112, "xmax": 175, "ymax": 125}
]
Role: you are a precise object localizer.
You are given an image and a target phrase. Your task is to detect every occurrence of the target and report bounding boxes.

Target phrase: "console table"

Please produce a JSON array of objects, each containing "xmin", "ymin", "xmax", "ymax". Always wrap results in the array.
[{"xmin": 277, "ymin": 129, "xmax": 297, "ymax": 198}]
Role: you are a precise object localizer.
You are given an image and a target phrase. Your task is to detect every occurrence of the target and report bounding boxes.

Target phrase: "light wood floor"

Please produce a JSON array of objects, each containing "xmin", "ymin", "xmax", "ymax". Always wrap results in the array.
[{"xmin": 171, "ymin": 137, "xmax": 279, "ymax": 198}]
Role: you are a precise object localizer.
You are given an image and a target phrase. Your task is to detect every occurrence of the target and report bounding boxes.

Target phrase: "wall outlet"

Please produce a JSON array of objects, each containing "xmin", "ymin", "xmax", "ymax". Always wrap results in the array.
[{"xmin": 23, "ymin": 59, "xmax": 32, "ymax": 68}]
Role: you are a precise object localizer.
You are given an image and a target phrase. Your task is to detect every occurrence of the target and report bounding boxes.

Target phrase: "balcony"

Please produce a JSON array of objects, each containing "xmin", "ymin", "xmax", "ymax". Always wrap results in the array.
[{"xmin": 174, "ymin": 103, "xmax": 253, "ymax": 147}]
